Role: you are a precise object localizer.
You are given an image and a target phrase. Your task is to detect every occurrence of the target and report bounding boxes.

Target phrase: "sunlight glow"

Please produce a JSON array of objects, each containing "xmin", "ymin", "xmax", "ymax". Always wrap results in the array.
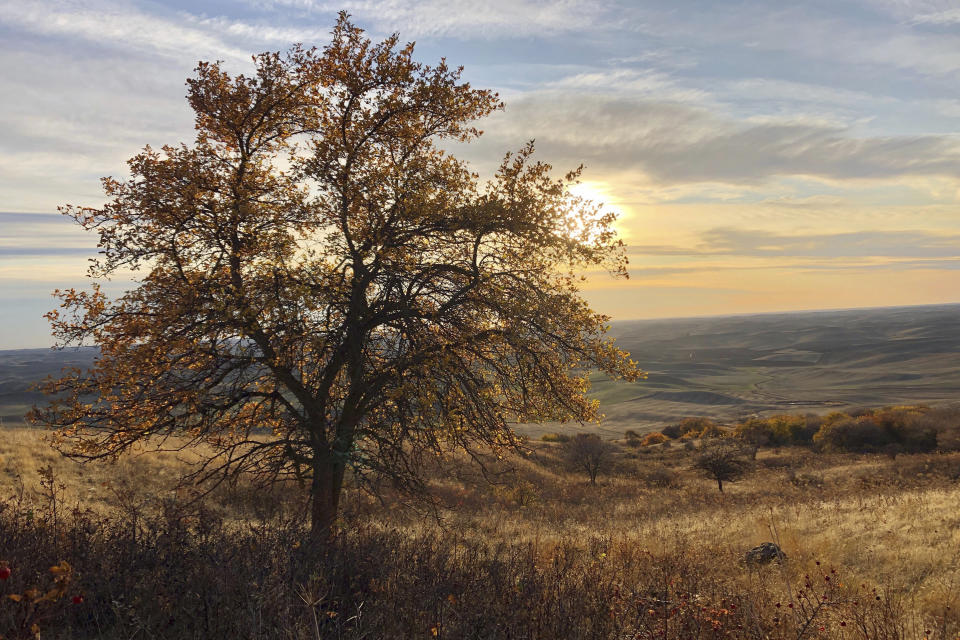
[{"xmin": 567, "ymin": 181, "xmax": 632, "ymax": 242}]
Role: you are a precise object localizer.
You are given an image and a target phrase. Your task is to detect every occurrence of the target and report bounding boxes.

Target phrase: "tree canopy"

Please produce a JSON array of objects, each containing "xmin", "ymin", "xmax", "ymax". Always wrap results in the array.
[{"xmin": 30, "ymin": 14, "xmax": 641, "ymax": 536}]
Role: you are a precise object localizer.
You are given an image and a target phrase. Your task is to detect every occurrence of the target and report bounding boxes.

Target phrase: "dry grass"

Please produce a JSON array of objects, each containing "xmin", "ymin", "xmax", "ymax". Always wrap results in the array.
[
  {"xmin": 2, "ymin": 427, "xmax": 960, "ymax": 638},
  {"xmin": 0, "ymin": 428, "xmax": 217, "ymax": 513}
]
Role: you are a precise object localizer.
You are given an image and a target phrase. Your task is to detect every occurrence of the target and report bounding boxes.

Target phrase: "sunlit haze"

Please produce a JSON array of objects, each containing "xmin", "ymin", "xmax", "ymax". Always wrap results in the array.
[{"xmin": 2, "ymin": 0, "xmax": 959, "ymax": 349}]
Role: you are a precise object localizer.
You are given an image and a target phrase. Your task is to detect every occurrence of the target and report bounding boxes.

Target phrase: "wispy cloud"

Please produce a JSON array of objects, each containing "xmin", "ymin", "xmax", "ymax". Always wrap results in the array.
[
  {"xmin": 630, "ymin": 229, "xmax": 960, "ymax": 258},
  {"xmin": 0, "ymin": 247, "xmax": 97, "ymax": 257},
  {"xmin": 472, "ymin": 93, "xmax": 960, "ymax": 185},
  {"xmin": 253, "ymin": 0, "xmax": 611, "ymax": 38},
  {"xmin": 0, "ymin": 0, "xmax": 249, "ymax": 61},
  {"xmin": 545, "ymin": 69, "xmax": 713, "ymax": 104},
  {"xmin": 911, "ymin": 9, "xmax": 960, "ymax": 24}
]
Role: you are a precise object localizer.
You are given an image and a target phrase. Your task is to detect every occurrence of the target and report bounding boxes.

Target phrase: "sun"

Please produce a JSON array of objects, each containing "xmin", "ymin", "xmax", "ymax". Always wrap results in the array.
[
  {"xmin": 565, "ymin": 181, "xmax": 629, "ymax": 242},
  {"xmin": 568, "ymin": 181, "xmax": 613, "ymax": 206}
]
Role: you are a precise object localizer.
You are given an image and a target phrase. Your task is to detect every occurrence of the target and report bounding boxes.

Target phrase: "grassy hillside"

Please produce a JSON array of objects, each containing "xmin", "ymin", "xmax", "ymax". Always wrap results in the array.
[
  {"xmin": 568, "ymin": 304, "xmax": 960, "ymax": 436},
  {"xmin": 1, "ymin": 427, "xmax": 959, "ymax": 638},
  {"xmin": 0, "ymin": 347, "xmax": 97, "ymax": 426}
]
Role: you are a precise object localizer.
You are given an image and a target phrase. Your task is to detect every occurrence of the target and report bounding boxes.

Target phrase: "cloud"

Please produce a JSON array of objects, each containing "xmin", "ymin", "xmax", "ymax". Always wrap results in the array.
[
  {"xmin": 252, "ymin": 0, "xmax": 611, "ymax": 38},
  {"xmin": 629, "ymin": 228, "xmax": 960, "ymax": 259},
  {"xmin": 466, "ymin": 93, "xmax": 960, "ymax": 185},
  {"xmin": 0, "ymin": 212, "xmax": 67, "ymax": 225},
  {"xmin": 0, "ymin": 212, "xmax": 94, "ymax": 255},
  {"xmin": 911, "ymin": 8, "xmax": 960, "ymax": 24},
  {"xmin": 862, "ymin": 0, "xmax": 960, "ymax": 24},
  {"xmin": 545, "ymin": 69, "xmax": 713, "ymax": 105},
  {"xmin": 608, "ymin": 1, "xmax": 960, "ymax": 77},
  {"xmin": 0, "ymin": 247, "xmax": 97, "ymax": 257},
  {"xmin": 0, "ymin": 0, "xmax": 250, "ymax": 62}
]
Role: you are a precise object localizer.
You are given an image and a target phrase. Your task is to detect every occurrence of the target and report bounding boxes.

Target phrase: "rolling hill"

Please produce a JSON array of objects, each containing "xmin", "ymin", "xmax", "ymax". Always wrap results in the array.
[{"xmin": 2, "ymin": 304, "xmax": 958, "ymax": 435}]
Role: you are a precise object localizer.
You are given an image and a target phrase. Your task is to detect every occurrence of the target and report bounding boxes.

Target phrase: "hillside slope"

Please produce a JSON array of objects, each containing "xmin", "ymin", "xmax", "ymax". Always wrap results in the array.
[{"xmin": 3, "ymin": 304, "xmax": 959, "ymax": 432}]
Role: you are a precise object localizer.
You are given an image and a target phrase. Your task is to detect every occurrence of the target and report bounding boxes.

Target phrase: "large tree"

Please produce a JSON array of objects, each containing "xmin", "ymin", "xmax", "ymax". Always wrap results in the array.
[{"xmin": 31, "ymin": 15, "xmax": 640, "ymax": 537}]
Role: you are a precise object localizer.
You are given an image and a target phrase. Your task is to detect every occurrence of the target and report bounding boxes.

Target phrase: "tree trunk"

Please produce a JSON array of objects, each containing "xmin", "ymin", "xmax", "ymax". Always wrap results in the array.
[
  {"xmin": 717, "ymin": 478, "xmax": 724, "ymax": 493},
  {"xmin": 310, "ymin": 456, "xmax": 346, "ymax": 540}
]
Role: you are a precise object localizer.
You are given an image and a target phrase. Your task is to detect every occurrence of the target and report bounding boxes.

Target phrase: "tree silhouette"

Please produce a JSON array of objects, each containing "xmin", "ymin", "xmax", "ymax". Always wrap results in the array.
[
  {"xmin": 693, "ymin": 440, "xmax": 752, "ymax": 493},
  {"xmin": 565, "ymin": 433, "xmax": 615, "ymax": 485},
  {"xmin": 30, "ymin": 15, "xmax": 640, "ymax": 538}
]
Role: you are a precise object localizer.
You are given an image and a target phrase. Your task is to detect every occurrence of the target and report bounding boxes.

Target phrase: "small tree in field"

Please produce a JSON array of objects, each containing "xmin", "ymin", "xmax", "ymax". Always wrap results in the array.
[
  {"xmin": 29, "ymin": 15, "xmax": 640, "ymax": 538},
  {"xmin": 565, "ymin": 433, "xmax": 615, "ymax": 485},
  {"xmin": 693, "ymin": 440, "xmax": 751, "ymax": 493}
]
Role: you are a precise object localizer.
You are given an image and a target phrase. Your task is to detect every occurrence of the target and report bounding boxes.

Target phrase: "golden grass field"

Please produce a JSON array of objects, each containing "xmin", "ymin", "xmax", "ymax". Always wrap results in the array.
[{"xmin": 3, "ymin": 425, "xmax": 960, "ymax": 638}]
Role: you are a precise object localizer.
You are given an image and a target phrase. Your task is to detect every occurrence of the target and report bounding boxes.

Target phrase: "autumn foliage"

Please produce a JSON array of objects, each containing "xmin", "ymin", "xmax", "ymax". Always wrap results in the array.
[{"xmin": 29, "ymin": 15, "xmax": 639, "ymax": 536}]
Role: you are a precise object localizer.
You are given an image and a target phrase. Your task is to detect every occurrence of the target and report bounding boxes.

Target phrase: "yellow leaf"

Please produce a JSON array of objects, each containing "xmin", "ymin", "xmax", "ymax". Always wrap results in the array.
[{"xmin": 7, "ymin": 594, "xmax": 22, "ymax": 602}]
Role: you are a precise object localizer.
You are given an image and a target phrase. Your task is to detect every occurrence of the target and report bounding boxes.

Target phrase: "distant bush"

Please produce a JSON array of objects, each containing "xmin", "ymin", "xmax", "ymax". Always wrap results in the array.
[
  {"xmin": 878, "ymin": 407, "xmax": 936, "ymax": 453},
  {"xmin": 771, "ymin": 414, "xmax": 819, "ymax": 445},
  {"xmin": 849, "ymin": 406, "xmax": 876, "ymax": 418},
  {"xmin": 931, "ymin": 407, "xmax": 960, "ymax": 450},
  {"xmin": 641, "ymin": 432, "xmax": 669, "ymax": 447},
  {"xmin": 813, "ymin": 406, "xmax": 938, "ymax": 453},
  {"xmin": 813, "ymin": 417, "xmax": 893, "ymax": 452},
  {"xmin": 541, "ymin": 432, "xmax": 570, "ymax": 443},
  {"xmin": 624, "ymin": 429, "xmax": 641, "ymax": 440},
  {"xmin": 662, "ymin": 423, "xmax": 686, "ymax": 439},
  {"xmin": 640, "ymin": 464, "xmax": 680, "ymax": 488},
  {"xmin": 734, "ymin": 417, "xmax": 773, "ymax": 447},
  {"xmin": 698, "ymin": 423, "xmax": 725, "ymax": 439},
  {"xmin": 663, "ymin": 417, "xmax": 714, "ymax": 440},
  {"xmin": 734, "ymin": 414, "xmax": 817, "ymax": 447},
  {"xmin": 786, "ymin": 469, "xmax": 824, "ymax": 489}
]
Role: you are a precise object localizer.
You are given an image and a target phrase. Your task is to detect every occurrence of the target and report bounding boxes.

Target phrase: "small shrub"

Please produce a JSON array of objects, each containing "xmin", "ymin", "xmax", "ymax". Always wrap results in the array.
[
  {"xmin": 641, "ymin": 432, "xmax": 669, "ymax": 447},
  {"xmin": 541, "ymin": 432, "xmax": 570, "ymax": 443},
  {"xmin": 624, "ymin": 429, "xmax": 641, "ymax": 440},
  {"xmin": 699, "ymin": 423, "xmax": 725, "ymax": 439},
  {"xmin": 736, "ymin": 414, "xmax": 818, "ymax": 447},
  {"xmin": 641, "ymin": 464, "xmax": 680, "ymax": 488},
  {"xmin": 663, "ymin": 417, "xmax": 714, "ymax": 440},
  {"xmin": 786, "ymin": 469, "xmax": 824, "ymax": 489},
  {"xmin": 662, "ymin": 423, "xmax": 686, "ymax": 439},
  {"xmin": 813, "ymin": 416, "xmax": 894, "ymax": 452},
  {"xmin": 734, "ymin": 417, "xmax": 774, "ymax": 447}
]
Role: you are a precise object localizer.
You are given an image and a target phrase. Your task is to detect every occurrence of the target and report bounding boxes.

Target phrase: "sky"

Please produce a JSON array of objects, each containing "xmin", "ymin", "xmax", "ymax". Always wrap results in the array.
[{"xmin": 2, "ymin": 0, "xmax": 960, "ymax": 349}]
